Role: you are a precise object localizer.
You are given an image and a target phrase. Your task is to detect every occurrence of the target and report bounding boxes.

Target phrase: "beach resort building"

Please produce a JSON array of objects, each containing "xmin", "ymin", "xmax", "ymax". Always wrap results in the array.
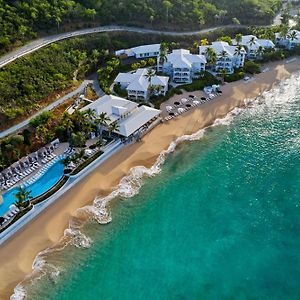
[
  {"xmin": 81, "ymin": 95, "xmax": 161, "ymax": 138},
  {"xmin": 157, "ymin": 49, "xmax": 206, "ymax": 83},
  {"xmin": 114, "ymin": 68, "xmax": 169, "ymax": 101},
  {"xmin": 275, "ymin": 30, "xmax": 300, "ymax": 50},
  {"xmin": 232, "ymin": 35, "xmax": 275, "ymax": 59},
  {"xmin": 199, "ymin": 41, "xmax": 246, "ymax": 74},
  {"xmin": 115, "ymin": 44, "xmax": 160, "ymax": 59}
]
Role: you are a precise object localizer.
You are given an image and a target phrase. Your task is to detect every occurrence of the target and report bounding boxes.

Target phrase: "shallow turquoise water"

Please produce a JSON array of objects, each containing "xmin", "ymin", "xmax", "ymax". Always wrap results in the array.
[
  {"xmin": 23, "ymin": 76, "xmax": 300, "ymax": 300},
  {"xmin": 1, "ymin": 160, "xmax": 64, "ymax": 216}
]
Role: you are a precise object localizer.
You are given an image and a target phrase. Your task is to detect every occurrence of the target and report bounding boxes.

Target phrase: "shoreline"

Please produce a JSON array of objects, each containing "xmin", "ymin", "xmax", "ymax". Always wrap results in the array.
[{"xmin": 1, "ymin": 58, "xmax": 300, "ymax": 299}]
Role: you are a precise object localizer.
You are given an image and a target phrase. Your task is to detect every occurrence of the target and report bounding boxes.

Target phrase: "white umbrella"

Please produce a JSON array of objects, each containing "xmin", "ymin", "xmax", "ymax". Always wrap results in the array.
[
  {"xmin": 193, "ymin": 100, "xmax": 200, "ymax": 105},
  {"xmin": 166, "ymin": 105, "xmax": 173, "ymax": 112},
  {"xmin": 178, "ymin": 108, "xmax": 185, "ymax": 113},
  {"xmin": 181, "ymin": 98, "xmax": 188, "ymax": 103}
]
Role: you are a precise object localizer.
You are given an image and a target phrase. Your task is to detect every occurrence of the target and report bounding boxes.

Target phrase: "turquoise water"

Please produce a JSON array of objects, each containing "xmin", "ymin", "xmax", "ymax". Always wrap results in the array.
[
  {"xmin": 21, "ymin": 75, "xmax": 300, "ymax": 300},
  {"xmin": 1, "ymin": 160, "xmax": 64, "ymax": 216}
]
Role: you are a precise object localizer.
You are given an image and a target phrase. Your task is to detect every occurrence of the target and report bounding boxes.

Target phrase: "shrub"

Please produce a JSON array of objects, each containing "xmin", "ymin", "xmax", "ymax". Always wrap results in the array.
[
  {"xmin": 113, "ymin": 83, "xmax": 127, "ymax": 97},
  {"xmin": 180, "ymin": 72, "xmax": 220, "ymax": 92},
  {"xmin": 225, "ymin": 70, "xmax": 245, "ymax": 82},
  {"xmin": 243, "ymin": 61, "xmax": 261, "ymax": 74}
]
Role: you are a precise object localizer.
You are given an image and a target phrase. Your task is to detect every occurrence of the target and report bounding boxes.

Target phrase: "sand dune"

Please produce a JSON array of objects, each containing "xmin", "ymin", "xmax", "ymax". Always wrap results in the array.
[{"xmin": 0, "ymin": 58, "xmax": 299, "ymax": 299}]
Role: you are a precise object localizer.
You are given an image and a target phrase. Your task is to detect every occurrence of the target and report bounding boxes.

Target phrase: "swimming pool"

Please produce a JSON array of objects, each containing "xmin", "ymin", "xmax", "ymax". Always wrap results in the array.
[{"xmin": 0, "ymin": 160, "xmax": 65, "ymax": 216}]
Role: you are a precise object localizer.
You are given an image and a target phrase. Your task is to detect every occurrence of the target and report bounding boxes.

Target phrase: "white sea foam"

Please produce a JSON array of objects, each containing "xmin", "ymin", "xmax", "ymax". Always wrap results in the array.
[
  {"xmin": 64, "ymin": 228, "xmax": 92, "ymax": 249},
  {"xmin": 10, "ymin": 72, "xmax": 300, "ymax": 300}
]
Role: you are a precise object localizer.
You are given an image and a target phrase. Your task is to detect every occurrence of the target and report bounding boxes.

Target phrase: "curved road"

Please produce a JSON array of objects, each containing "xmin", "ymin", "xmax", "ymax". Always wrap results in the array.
[
  {"xmin": 0, "ymin": 14, "xmax": 283, "ymax": 137},
  {"xmin": 0, "ymin": 24, "xmax": 249, "ymax": 69}
]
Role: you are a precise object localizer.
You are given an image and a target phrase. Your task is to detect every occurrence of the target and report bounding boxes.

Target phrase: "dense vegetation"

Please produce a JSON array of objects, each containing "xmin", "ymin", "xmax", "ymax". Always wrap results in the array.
[
  {"xmin": 0, "ymin": 28, "xmax": 250, "ymax": 127},
  {"xmin": 0, "ymin": 0, "xmax": 281, "ymax": 54}
]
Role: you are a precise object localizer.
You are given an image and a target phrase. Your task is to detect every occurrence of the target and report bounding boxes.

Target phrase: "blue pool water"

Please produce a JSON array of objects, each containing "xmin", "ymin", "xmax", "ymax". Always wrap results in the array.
[{"xmin": 0, "ymin": 160, "xmax": 64, "ymax": 216}]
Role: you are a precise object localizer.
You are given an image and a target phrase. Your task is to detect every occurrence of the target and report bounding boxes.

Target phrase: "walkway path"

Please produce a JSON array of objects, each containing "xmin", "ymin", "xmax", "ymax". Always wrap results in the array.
[{"xmin": 0, "ymin": 80, "xmax": 92, "ymax": 138}]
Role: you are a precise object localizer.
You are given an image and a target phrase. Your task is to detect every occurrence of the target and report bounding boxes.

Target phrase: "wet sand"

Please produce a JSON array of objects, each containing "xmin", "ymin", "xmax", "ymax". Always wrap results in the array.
[{"xmin": 0, "ymin": 58, "xmax": 299, "ymax": 299}]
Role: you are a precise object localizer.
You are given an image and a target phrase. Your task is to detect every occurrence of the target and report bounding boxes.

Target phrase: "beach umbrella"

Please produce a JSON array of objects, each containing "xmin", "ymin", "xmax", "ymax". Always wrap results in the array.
[
  {"xmin": 166, "ymin": 105, "xmax": 173, "ymax": 112},
  {"xmin": 193, "ymin": 100, "xmax": 200, "ymax": 105},
  {"xmin": 181, "ymin": 98, "xmax": 188, "ymax": 103},
  {"xmin": 178, "ymin": 108, "xmax": 185, "ymax": 113}
]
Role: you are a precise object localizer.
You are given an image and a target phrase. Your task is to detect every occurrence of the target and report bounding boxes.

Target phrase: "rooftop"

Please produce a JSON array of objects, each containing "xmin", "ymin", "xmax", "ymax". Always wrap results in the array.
[
  {"xmin": 232, "ymin": 35, "xmax": 275, "ymax": 50},
  {"xmin": 81, "ymin": 95, "xmax": 161, "ymax": 137},
  {"xmin": 114, "ymin": 68, "xmax": 169, "ymax": 92},
  {"xmin": 200, "ymin": 41, "xmax": 246, "ymax": 58},
  {"xmin": 81, "ymin": 95, "xmax": 138, "ymax": 123},
  {"xmin": 118, "ymin": 105, "xmax": 161, "ymax": 137},
  {"xmin": 165, "ymin": 49, "xmax": 207, "ymax": 68},
  {"xmin": 131, "ymin": 43, "xmax": 160, "ymax": 55}
]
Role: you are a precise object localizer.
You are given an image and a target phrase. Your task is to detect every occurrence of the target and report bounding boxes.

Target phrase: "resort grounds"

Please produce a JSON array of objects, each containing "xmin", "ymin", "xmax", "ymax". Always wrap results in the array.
[{"xmin": 0, "ymin": 57, "xmax": 299, "ymax": 299}]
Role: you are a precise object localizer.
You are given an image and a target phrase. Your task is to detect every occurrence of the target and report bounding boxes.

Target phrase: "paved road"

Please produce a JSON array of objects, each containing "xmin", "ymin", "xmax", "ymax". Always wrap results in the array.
[
  {"xmin": 0, "ymin": 24, "xmax": 250, "ymax": 69},
  {"xmin": 0, "ymin": 80, "xmax": 93, "ymax": 138}
]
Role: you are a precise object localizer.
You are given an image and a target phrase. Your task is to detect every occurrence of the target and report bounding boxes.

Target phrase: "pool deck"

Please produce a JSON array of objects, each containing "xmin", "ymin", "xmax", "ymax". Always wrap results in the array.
[
  {"xmin": 0, "ymin": 139, "xmax": 124, "ymax": 246},
  {"xmin": 0, "ymin": 143, "xmax": 69, "ymax": 194}
]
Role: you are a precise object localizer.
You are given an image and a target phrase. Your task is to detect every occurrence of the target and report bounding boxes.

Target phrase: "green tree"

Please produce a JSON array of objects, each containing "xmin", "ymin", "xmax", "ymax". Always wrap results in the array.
[
  {"xmin": 159, "ymin": 42, "xmax": 169, "ymax": 65},
  {"xmin": 14, "ymin": 187, "xmax": 32, "ymax": 209},
  {"xmin": 162, "ymin": 0, "xmax": 173, "ymax": 24},
  {"xmin": 108, "ymin": 122, "xmax": 120, "ymax": 138},
  {"xmin": 235, "ymin": 33, "xmax": 243, "ymax": 45}
]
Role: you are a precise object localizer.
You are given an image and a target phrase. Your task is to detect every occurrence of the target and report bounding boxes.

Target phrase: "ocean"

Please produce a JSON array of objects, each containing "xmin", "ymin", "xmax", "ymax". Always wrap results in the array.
[{"xmin": 12, "ymin": 73, "xmax": 300, "ymax": 300}]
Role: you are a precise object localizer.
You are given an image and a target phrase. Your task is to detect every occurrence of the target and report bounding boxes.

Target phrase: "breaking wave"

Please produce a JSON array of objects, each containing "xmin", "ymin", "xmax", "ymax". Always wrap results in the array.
[{"xmin": 10, "ymin": 72, "xmax": 300, "ymax": 300}]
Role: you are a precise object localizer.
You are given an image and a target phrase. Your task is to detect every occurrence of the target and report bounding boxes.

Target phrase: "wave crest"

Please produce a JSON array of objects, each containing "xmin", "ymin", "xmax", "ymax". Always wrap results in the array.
[{"xmin": 11, "ymin": 73, "xmax": 300, "ymax": 299}]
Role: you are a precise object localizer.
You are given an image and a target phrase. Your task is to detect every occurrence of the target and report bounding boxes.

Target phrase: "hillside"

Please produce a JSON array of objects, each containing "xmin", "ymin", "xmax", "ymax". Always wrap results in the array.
[{"xmin": 0, "ymin": 0, "xmax": 281, "ymax": 55}]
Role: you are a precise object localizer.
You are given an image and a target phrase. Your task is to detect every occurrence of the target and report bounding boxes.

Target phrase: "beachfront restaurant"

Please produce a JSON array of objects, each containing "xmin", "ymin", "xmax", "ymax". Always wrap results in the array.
[{"xmin": 81, "ymin": 95, "xmax": 161, "ymax": 139}]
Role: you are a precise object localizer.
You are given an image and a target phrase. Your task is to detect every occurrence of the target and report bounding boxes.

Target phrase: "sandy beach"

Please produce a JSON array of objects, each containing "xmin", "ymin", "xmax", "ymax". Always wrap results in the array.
[{"xmin": 0, "ymin": 58, "xmax": 299, "ymax": 299}]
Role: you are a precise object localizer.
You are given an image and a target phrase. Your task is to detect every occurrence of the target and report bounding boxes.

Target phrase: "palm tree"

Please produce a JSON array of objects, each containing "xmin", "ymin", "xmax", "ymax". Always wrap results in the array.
[
  {"xmin": 73, "ymin": 110, "xmax": 87, "ymax": 131},
  {"xmin": 287, "ymin": 30, "xmax": 297, "ymax": 42},
  {"xmin": 205, "ymin": 47, "xmax": 217, "ymax": 67},
  {"xmin": 96, "ymin": 112, "xmax": 111, "ymax": 139},
  {"xmin": 219, "ymin": 68, "xmax": 228, "ymax": 84},
  {"xmin": 256, "ymin": 46, "xmax": 265, "ymax": 60},
  {"xmin": 234, "ymin": 45, "xmax": 243, "ymax": 57},
  {"xmin": 219, "ymin": 50, "xmax": 228, "ymax": 68},
  {"xmin": 200, "ymin": 39, "xmax": 209, "ymax": 46},
  {"xmin": 84, "ymin": 108, "xmax": 97, "ymax": 122},
  {"xmin": 14, "ymin": 186, "xmax": 32, "ymax": 209},
  {"xmin": 145, "ymin": 68, "xmax": 156, "ymax": 92},
  {"xmin": 61, "ymin": 113, "xmax": 74, "ymax": 138},
  {"xmin": 249, "ymin": 36, "xmax": 256, "ymax": 49},
  {"xmin": 62, "ymin": 156, "xmax": 71, "ymax": 167},
  {"xmin": 108, "ymin": 122, "xmax": 120, "ymax": 138},
  {"xmin": 159, "ymin": 42, "xmax": 169, "ymax": 66}
]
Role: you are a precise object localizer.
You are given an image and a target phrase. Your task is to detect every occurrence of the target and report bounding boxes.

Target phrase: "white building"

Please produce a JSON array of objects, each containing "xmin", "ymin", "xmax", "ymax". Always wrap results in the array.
[
  {"xmin": 81, "ymin": 95, "xmax": 161, "ymax": 138},
  {"xmin": 114, "ymin": 68, "xmax": 169, "ymax": 101},
  {"xmin": 115, "ymin": 44, "xmax": 160, "ymax": 59},
  {"xmin": 199, "ymin": 41, "xmax": 246, "ymax": 74},
  {"xmin": 275, "ymin": 30, "xmax": 300, "ymax": 50},
  {"xmin": 157, "ymin": 49, "xmax": 206, "ymax": 83},
  {"xmin": 232, "ymin": 35, "xmax": 275, "ymax": 59}
]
